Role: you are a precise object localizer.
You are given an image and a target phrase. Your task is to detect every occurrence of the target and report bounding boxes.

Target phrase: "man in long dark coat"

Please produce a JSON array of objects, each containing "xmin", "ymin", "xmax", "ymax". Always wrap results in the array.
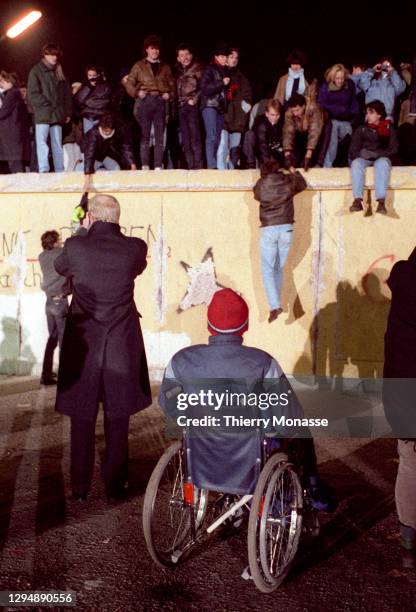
[
  {"xmin": 383, "ymin": 247, "xmax": 416, "ymax": 559},
  {"xmin": 54, "ymin": 194, "xmax": 151, "ymax": 501}
]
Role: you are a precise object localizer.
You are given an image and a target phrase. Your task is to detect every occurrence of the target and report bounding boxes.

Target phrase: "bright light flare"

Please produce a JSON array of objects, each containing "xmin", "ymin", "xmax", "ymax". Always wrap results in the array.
[{"xmin": 6, "ymin": 10, "xmax": 42, "ymax": 39}]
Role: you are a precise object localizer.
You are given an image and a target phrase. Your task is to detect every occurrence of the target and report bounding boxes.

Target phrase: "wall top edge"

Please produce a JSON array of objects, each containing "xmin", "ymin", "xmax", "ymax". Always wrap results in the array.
[{"xmin": 1, "ymin": 168, "xmax": 416, "ymax": 194}]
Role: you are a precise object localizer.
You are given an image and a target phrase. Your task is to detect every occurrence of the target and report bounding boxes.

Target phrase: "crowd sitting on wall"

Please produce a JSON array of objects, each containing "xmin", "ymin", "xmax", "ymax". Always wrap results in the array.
[{"xmin": 0, "ymin": 38, "xmax": 415, "ymax": 179}]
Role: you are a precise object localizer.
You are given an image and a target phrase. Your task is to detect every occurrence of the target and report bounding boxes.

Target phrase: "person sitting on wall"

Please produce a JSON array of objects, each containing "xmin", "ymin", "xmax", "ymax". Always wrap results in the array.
[
  {"xmin": 349, "ymin": 99, "xmax": 398, "ymax": 215},
  {"xmin": 38, "ymin": 230, "xmax": 71, "ymax": 386}
]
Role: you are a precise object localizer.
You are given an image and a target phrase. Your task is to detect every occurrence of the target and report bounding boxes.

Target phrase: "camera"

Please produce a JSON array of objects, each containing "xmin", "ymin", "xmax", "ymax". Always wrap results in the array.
[{"xmin": 381, "ymin": 63, "xmax": 390, "ymax": 72}]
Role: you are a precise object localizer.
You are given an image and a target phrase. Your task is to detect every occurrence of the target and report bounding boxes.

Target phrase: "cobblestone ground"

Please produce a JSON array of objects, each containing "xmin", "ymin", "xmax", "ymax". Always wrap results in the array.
[{"xmin": 0, "ymin": 382, "xmax": 415, "ymax": 611}]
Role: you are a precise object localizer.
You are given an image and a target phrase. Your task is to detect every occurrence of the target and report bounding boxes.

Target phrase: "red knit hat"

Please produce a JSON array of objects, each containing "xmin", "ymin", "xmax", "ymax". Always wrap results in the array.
[{"xmin": 207, "ymin": 289, "xmax": 249, "ymax": 336}]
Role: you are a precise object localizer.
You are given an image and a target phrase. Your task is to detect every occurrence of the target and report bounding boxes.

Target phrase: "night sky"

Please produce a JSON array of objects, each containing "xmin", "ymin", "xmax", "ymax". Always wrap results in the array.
[{"xmin": 1, "ymin": 1, "xmax": 415, "ymax": 98}]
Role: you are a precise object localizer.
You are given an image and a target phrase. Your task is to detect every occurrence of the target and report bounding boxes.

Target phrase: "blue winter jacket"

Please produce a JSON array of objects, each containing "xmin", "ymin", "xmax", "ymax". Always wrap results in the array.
[{"xmin": 351, "ymin": 69, "xmax": 406, "ymax": 118}]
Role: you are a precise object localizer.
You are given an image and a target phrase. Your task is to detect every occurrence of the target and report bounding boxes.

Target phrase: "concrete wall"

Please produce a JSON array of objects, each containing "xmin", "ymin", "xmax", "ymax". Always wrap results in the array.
[{"xmin": 1, "ymin": 168, "xmax": 415, "ymax": 379}]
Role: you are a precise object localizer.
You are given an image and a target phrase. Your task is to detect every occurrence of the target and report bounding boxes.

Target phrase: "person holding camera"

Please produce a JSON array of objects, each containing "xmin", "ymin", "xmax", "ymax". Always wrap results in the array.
[{"xmin": 351, "ymin": 57, "xmax": 405, "ymax": 120}]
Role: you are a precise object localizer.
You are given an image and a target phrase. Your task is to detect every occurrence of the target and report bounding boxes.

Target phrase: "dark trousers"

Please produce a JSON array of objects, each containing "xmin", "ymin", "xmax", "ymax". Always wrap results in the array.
[
  {"xmin": 8, "ymin": 160, "xmax": 25, "ymax": 173},
  {"xmin": 70, "ymin": 410, "xmax": 129, "ymax": 496},
  {"xmin": 134, "ymin": 95, "xmax": 166, "ymax": 168},
  {"xmin": 41, "ymin": 296, "xmax": 68, "ymax": 378},
  {"xmin": 178, "ymin": 104, "xmax": 203, "ymax": 169}
]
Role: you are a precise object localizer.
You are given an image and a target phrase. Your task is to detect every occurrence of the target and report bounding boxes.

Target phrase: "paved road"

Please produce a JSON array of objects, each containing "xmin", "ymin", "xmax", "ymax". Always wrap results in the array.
[{"xmin": 0, "ymin": 382, "xmax": 415, "ymax": 611}]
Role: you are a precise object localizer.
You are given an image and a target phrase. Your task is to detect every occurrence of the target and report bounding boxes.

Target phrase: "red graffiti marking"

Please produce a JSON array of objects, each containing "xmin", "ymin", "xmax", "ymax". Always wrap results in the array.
[{"xmin": 362, "ymin": 254, "xmax": 396, "ymax": 302}]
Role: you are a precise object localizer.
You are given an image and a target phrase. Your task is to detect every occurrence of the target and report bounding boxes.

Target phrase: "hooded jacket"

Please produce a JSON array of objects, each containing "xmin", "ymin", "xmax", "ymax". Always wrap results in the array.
[{"xmin": 253, "ymin": 170, "xmax": 307, "ymax": 226}]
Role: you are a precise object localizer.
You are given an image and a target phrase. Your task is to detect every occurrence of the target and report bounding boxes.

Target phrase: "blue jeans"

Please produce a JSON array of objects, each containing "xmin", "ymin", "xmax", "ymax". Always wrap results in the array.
[
  {"xmin": 217, "ymin": 130, "xmax": 241, "ymax": 169},
  {"xmin": 202, "ymin": 108, "xmax": 224, "ymax": 169},
  {"xmin": 260, "ymin": 224, "xmax": 293, "ymax": 310},
  {"xmin": 324, "ymin": 120, "xmax": 352, "ymax": 167},
  {"xmin": 35, "ymin": 124, "xmax": 64, "ymax": 172},
  {"xmin": 75, "ymin": 156, "xmax": 120, "ymax": 172},
  {"xmin": 83, "ymin": 117, "xmax": 99, "ymax": 134},
  {"xmin": 351, "ymin": 157, "xmax": 391, "ymax": 200}
]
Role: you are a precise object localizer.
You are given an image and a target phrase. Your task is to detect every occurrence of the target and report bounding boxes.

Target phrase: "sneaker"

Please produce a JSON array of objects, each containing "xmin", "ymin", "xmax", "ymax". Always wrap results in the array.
[
  {"xmin": 349, "ymin": 198, "xmax": 363, "ymax": 212},
  {"xmin": 268, "ymin": 308, "xmax": 283, "ymax": 323},
  {"xmin": 141, "ymin": 165, "xmax": 150, "ymax": 170}
]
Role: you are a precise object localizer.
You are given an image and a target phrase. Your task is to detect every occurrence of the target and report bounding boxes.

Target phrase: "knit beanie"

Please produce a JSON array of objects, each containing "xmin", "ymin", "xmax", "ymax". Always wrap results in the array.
[{"xmin": 207, "ymin": 289, "xmax": 249, "ymax": 336}]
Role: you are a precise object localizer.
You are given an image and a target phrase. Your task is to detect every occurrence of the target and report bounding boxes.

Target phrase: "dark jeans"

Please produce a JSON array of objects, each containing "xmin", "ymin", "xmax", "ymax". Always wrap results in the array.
[
  {"xmin": 202, "ymin": 107, "xmax": 224, "ymax": 168},
  {"xmin": 134, "ymin": 95, "xmax": 166, "ymax": 168},
  {"xmin": 292, "ymin": 129, "xmax": 328, "ymax": 167},
  {"xmin": 70, "ymin": 411, "xmax": 129, "ymax": 496},
  {"xmin": 178, "ymin": 104, "xmax": 203, "ymax": 169},
  {"xmin": 41, "ymin": 296, "xmax": 68, "ymax": 379}
]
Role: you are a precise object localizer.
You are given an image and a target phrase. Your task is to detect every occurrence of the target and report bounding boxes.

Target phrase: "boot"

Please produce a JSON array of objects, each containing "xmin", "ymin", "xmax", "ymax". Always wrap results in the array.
[
  {"xmin": 349, "ymin": 198, "xmax": 363, "ymax": 212},
  {"xmin": 376, "ymin": 199, "xmax": 387, "ymax": 215}
]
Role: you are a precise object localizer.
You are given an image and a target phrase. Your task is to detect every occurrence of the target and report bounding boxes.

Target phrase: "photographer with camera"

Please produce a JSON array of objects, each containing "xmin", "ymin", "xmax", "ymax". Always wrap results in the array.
[{"xmin": 351, "ymin": 56, "xmax": 405, "ymax": 120}]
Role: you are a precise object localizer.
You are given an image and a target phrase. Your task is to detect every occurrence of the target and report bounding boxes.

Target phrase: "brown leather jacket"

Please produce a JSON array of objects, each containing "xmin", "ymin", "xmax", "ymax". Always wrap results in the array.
[
  {"xmin": 283, "ymin": 102, "xmax": 323, "ymax": 152},
  {"xmin": 175, "ymin": 61, "xmax": 203, "ymax": 106},
  {"xmin": 126, "ymin": 59, "xmax": 174, "ymax": 98},
  {"xmin": 253, "ymin": 170, "xmax": 307, "ymax": 227}
]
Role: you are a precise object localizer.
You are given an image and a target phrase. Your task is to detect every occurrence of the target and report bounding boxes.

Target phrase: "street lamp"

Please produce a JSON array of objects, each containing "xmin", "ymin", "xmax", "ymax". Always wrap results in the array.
[{"xmin": 0, "ymin": 10, "xmax": 42, "ymax": 43}]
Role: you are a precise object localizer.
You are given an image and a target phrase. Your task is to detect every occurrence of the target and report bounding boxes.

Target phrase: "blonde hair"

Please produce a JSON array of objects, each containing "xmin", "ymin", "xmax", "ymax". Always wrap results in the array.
[
  {"xmin": 325, "ymin": 63, "xmax": 348, "ymax": 84},
  {"xmin": 88, "ymin": 194, "xmax": 120, "ymax": 223}
]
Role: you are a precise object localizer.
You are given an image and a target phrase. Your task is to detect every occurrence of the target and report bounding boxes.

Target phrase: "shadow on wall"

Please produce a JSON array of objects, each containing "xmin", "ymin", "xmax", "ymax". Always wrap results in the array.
[
  {"xmin": 0, "ymin": 317, "xmax": 36, "ymax": 375},
  {"xmin": 293, "ymin": 274, "xmax": 391, "ymax": 384}
]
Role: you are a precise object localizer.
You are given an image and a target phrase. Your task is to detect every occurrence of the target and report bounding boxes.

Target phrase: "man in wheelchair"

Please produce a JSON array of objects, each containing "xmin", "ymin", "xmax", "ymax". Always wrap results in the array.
[{"xmin": 159, "ymin": 288, "xmax": 336, "ymax": 513}]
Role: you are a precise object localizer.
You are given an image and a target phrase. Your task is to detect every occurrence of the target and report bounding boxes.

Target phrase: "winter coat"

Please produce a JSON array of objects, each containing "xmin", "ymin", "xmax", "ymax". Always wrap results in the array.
[
  {"xmin": 283, "ymin": 102, "xmax": 324, "ymax": 152},
  {"xmin": 200, "ymin": 63, "xmax": 229, "ymax": 112},
  {"xmin": 74, "ymin": 81, "xmax": 112, "ymax": 120},
  {"xmin": 253, "ymin": 170, "xmax": 307, "ymax": 226},
  {"xmin": 27, "ymin": 61, "xmax": 72, "ymax": 124},
  {"xmin": 253, "ymin": 114, "xmax": 284, "ymax": 164},
  {"xmin": 0, "ymin": 87, "xmax": 30, "ymax": 161},
  {"xmin": 83, "ymin": 125, "xmax": 134, "ymax": 174},
  {"xmin": 126, "ymin": 59, "xmax": 174, "ymax": 98},
  {"xmin": 274, "ymin": 73, "xmax": 309, "ymax": 106},
  {"xmin": 159, "ymin": 334, "xmax": 303, "ymax": 494},
  {"xmin": 175, "ymin": 61, "xmax": 203, "ymax": 106},
  {"xmin": 54, "ymin": 221, "xmax": 151, "ymax": 421},
  {"xmin": 317, "ymin": 79, "xmax": 360, "ymax": 124},
  {"xmin": 349, "ymin": 123, "xmax": 398, "ymax": 161},
  {"xmin": 383, "ymin": 248, "xmax": 416, "ymax": 439},
  {"xmin": 351, "ymin": 69, "xmax": 406, "ymax": 118},
  {"xmin": 223, "ymin": 68, "xmax": 252, "ymax": 133}
]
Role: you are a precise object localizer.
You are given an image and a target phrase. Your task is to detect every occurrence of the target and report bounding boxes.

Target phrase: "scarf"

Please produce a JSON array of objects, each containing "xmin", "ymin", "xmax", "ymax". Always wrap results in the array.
[
  {"xmin": 42, "ymin": 58, "xmax": 66, "ymax": 81},
  {"xmin": 368, "ymin": 119, "xmax": 391, "ymax": 138},
  {"xmin": 285, "ymin": 67, "xmax": 305, "ymax": 101},
  {"xmin": 328, "ymin": 82, "xmax": 343, "ymax": 91}
]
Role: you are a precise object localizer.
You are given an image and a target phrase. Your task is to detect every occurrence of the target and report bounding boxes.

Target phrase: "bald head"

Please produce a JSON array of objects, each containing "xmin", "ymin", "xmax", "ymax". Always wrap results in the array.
[{"xmin": 88, "ymin": 194, "xmax": 120, "ymax": 224}]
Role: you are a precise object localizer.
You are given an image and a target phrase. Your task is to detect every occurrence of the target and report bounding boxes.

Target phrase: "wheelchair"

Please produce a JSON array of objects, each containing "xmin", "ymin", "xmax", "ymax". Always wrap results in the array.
[{"xmin": 142, "ymin": 427, "xmax": 320, "ymax": 593}]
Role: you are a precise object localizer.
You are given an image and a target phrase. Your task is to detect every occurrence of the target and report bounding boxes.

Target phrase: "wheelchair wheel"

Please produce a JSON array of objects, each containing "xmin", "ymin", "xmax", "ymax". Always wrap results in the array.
[
  {"xmin": 142, "ymin": 440, "xmax": 208, "ymax": 568},
  {"xmin": 247, "ymin": 453, "xmax": 303, "ymax": 592}
]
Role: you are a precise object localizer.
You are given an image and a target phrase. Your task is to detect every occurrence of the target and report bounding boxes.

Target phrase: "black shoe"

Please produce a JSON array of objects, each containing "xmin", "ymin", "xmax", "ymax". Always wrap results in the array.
[
  {"xmin": 72, "ymin": 491, "xmax": 87, "ymax": 502},
  {"xmin": 349, "ymin": 198, "xmax": 363, "ymax": 212},
  {"xmin": 40, "ymin": 376, "xmax": 57, "ymax": 386},
  {"xmin": 376, "ymin": 199, "xmax": 387, "ymax": 215}
]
